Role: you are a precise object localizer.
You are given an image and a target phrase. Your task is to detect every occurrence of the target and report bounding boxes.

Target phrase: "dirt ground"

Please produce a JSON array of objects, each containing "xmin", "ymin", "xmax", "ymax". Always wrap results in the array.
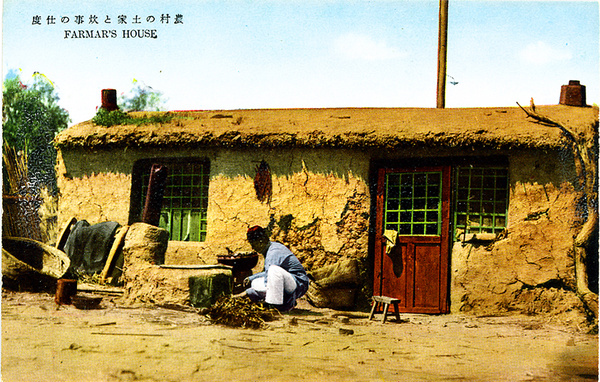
[{"xmin": 1, "ymin": 290, "xmax": 598, "ymax": 382}]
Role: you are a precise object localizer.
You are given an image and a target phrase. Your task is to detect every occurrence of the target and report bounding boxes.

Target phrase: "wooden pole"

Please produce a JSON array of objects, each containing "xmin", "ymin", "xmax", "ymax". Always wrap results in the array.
[
  {"xmin": 141, "ymin": 164, "xmax": 169, "ymax": 226},
  {"xmin": 437, "ymin": 0, "xmax": 449, "ymax": 108}
]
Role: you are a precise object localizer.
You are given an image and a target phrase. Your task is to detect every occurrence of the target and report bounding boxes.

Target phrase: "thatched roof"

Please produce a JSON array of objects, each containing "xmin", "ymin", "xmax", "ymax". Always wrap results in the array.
[{"xmin": 55, "ymin": 105, "xmax": 598, "ymax": 150}]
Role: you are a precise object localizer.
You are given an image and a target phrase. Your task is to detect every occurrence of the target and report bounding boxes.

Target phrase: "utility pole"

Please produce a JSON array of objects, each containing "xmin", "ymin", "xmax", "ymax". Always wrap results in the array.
[{"xmin": 437, "ymin": 0, "xmax": 449, "ymax": 108}]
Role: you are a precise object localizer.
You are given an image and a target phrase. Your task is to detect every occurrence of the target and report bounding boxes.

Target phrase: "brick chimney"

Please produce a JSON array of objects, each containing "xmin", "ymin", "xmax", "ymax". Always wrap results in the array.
[
  {"xmin": 559, "ymin": 80, "xmax": 586, "ymax": 106},
  {"xmin": 100, "ymin": 89, "xmax": 119, "ymax": 111}
]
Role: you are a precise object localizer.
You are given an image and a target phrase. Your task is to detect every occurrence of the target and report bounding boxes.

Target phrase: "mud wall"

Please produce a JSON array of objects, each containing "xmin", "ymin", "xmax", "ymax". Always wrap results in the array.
[
  {"xmin": 56, "ymin": 148, "xmax": 137, "ymax": 226},
  {"xmin": 56, "ymin": 145, "xmax": 586, "ymax": 317},
  {"xmin": 56, "ymin": 147, "xmax": 372, "ymax": 271},
  {"xmin": 450, "ymin": 150, "xmax": 587, "ymax": 319}
]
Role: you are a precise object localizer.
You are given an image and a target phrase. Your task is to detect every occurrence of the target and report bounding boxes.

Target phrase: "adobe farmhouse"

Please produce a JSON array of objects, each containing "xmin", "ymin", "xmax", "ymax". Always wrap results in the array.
[{"xmin": 54, "ymin": 102, "xmax": 599, "ymax": 320}]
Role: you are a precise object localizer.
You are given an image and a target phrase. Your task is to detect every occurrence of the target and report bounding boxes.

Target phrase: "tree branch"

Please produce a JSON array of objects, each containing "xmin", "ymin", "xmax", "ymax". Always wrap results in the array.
[
  {"xmin": 516, "ymin": 101, "xmax": 578, "ymax": 144},
  {"xmin": 517, "ymin": 101, "xmax": 587, "ymax": 189}
]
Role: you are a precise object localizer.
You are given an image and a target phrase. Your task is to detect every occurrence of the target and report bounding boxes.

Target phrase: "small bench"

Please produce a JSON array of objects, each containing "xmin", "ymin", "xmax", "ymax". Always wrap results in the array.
[{"xmin": 368, "ymin": 295, "xmax": 401, "ymax": 323}]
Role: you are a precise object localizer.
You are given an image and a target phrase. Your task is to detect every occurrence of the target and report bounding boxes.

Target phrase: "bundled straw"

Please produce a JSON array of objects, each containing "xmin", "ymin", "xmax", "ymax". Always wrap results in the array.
[
  {"xmin": 206, "ymin": 296, "xmax": 280, "ymax": 329},
  {"xmin": 2, "ymin": 143, "xmax": 43, "ymax": 240},
  {"xmin": 2, "ymin": 142, "xmax": 28, "ymax": 194}
]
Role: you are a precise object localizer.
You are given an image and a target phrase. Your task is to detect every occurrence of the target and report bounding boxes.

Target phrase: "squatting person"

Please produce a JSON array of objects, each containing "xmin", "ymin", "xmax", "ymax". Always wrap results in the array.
[{"xmin": 235, "ymin": 226, "xmax": 309, "ymax": 311}]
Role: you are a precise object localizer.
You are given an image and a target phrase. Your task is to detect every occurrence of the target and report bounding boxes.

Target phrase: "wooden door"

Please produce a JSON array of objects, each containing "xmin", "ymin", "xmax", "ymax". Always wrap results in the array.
[{"xmin": 373, "ymin": 166, "xmax": 451, "ymax": 314}]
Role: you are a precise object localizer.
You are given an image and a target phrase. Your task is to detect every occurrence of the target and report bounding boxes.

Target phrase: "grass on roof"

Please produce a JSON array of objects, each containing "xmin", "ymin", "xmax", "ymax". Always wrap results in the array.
[{"xmin": 92, "ymin": 108, "xmax": 174, "ymax": 127}]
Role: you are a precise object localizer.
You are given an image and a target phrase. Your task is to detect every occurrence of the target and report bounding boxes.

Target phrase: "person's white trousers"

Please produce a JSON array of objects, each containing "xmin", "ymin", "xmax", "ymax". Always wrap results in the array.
[{"xmin": 251, "ymin": 265, "xmax": 297, "ymax": 305}]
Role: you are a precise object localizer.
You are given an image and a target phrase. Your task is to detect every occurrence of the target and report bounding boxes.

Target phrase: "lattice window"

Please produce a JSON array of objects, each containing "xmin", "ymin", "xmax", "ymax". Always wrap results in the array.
[
  {"xmin": 385, "ymin": 171, "xmax": 442, "ymax": 236},
  {"xmin": 140, "ymin": 160, "xmax": 209, "ymax": 241},
  {"xmin": 454, "ymin": 166, "xmax": 508, "ymax": 235}
]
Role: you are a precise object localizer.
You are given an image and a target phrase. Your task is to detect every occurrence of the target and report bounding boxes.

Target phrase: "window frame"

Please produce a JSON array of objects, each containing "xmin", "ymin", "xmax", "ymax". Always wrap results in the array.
[
  {"xmin": 129, "ymin": 157, "xmax": 210, "ymax": 242},
  {"xmin": 384, "ymin": 170, "xmax": 443, "ymax": 237},
  {"xmin": 453, "ymin": 165, "xmax": 509, "ymax": 237}
]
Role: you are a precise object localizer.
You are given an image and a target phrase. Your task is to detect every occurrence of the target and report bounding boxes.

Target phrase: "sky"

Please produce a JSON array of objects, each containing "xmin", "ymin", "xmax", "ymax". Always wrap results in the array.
[{"xmin": 2, "ymin": 0, "xmax": 599, "ymax": 126}]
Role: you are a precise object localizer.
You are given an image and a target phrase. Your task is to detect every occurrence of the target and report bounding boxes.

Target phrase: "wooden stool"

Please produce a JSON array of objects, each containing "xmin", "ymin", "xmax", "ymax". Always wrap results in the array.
[{"xmin": 369, "ymin": 296, "xmax": 401, "ymax": 323}]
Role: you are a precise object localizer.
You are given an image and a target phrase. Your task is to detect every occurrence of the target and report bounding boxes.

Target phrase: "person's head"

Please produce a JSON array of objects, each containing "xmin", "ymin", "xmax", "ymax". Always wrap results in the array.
[{"xmin": 247, "ymin": 225, "xmax": 270, "ymax": 254}]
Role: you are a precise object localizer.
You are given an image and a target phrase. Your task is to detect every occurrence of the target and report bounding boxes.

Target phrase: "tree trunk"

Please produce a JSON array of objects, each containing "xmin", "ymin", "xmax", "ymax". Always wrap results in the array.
[{"xmin": 575, "ymin": 211, "xmax": 598, "ymax": 316}]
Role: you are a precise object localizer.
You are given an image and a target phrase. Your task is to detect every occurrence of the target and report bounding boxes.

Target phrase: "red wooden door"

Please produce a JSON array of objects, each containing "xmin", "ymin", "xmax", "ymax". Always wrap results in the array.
[{"xmin": 373, "ymin": 166, "xmax": 451, "ymax": 314}]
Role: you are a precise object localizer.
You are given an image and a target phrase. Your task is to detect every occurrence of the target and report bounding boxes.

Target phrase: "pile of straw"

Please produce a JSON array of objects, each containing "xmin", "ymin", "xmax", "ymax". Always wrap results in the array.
[{"xmin": 206, "ymin": 296, "xmax": 280, "ymax": 329}]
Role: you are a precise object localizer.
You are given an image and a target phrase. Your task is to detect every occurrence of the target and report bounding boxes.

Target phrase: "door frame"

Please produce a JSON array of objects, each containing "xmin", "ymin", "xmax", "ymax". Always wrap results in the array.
[{"xmin": 373, "ymin": 165, "xmax": 451, "ymax": 314}]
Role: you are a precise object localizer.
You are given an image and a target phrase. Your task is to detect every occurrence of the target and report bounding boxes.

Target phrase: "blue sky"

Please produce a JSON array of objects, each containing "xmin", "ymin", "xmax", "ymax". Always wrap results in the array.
[{"xmin": 3, "ymin": 0, "xmax": 598, "ymax": 125}]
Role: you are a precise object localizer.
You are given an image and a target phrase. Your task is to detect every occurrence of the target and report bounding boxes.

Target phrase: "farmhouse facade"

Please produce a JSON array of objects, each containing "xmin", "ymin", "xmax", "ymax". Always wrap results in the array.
[{"xmin": 54, "ymin": 105, "xmax": 598, "ymax": 316}]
